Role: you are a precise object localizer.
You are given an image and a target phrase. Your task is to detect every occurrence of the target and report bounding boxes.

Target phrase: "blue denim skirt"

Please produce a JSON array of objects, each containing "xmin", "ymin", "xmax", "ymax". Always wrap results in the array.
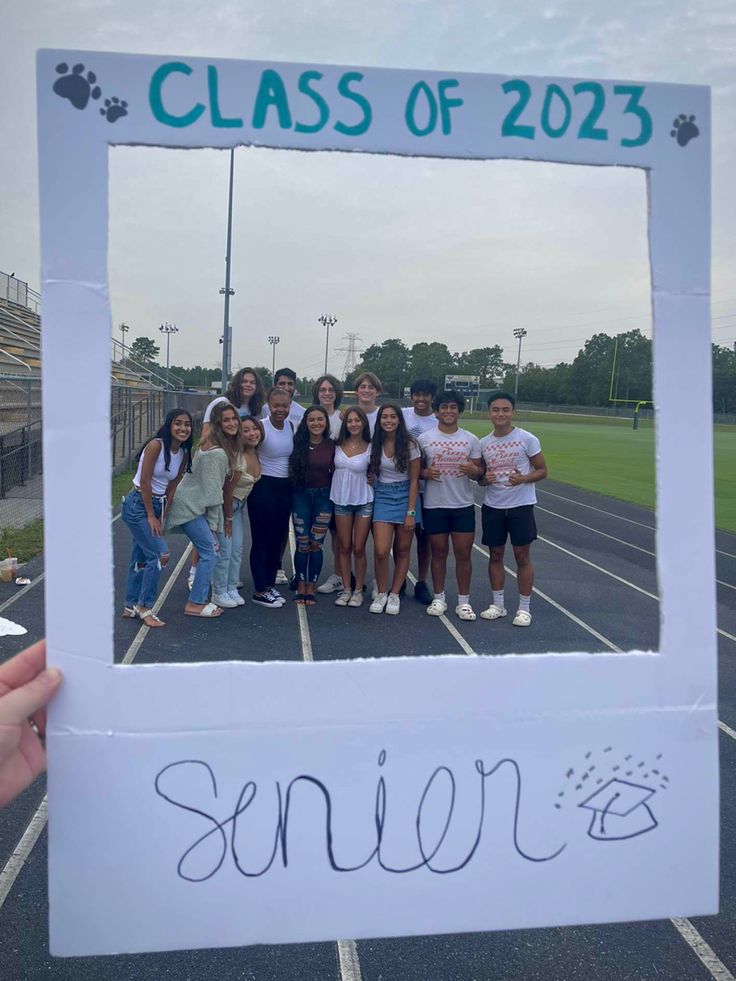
[{"xmin": 373, "ymin": 480, "xmax": 422, "ymax": 525}]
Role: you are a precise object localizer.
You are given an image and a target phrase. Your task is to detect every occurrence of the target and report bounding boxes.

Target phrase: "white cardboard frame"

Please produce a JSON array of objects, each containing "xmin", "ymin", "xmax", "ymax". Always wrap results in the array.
[{"xmin": 37, "ymin": 51, "xmax": 716, "ymax": 957}]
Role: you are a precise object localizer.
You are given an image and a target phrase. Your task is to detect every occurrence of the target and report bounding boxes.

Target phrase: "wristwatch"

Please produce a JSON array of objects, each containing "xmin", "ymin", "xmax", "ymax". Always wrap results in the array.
[{"xmin": 406, "ymin": 508, "xmax": 416, "ymax": 517}]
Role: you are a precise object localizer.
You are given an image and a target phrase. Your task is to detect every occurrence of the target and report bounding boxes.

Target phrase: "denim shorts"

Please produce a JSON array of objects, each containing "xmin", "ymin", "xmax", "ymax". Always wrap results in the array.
[{"xmin": 333, "ymin": 500, "xmax": 374, "ymax": 518}]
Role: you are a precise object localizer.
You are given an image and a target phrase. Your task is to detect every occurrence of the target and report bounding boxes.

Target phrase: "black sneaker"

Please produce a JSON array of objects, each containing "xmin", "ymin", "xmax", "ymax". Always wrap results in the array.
[
  {"xmin": 252, "ymin": 592, "xmax": 283, "ymax": 608},
  {"xmin": 413, "ymin": 580, "xmax": 433, "ymax": 606}
]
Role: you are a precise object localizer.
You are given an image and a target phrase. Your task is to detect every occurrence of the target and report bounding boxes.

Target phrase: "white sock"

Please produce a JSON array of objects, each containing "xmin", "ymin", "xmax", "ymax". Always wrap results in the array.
[
  {"xmin": 457, "ymin": 594, "xmax": 470, "ymax": 606},
  {"xmin": 434, "ymin": 591, "xmax": 446, "ymax": 604},
  {"xmin": 189, "ymin": 565, "xmax": 196, "ymax": 577},
  {"xmin": 518, "ymin": 593, "xmax": 531, "ymax": 613}
]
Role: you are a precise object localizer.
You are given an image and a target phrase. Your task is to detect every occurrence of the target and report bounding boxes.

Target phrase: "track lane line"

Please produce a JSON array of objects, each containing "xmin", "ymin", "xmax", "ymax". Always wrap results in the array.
[
  {"xmin": 0, "ymin": 542, "xmax": 191, "ymax": 912},
  {"xmin": 537, "ymin": 505, "xmax": 735, "ymax": 592},
  {"xmin": 538, "ymin": 488, "xmax": 736, "ymax": 560},
  {"xmin": 291, "ymin": 526, "xmax": 360, "ymax": 981}
]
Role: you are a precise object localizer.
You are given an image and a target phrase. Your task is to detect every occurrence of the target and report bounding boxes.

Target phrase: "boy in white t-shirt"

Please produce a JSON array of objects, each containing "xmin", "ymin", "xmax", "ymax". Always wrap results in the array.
[
  {"xmin": 418, "ymin": 390, "xmax": 483, "ymax": 621},
  {"xmin": 401, "ymin": 379, "xmax": 438, "ymax": 605},
  {"xmin": 478, "ymin": 391, "xmax": 547, "ymax": 627}
]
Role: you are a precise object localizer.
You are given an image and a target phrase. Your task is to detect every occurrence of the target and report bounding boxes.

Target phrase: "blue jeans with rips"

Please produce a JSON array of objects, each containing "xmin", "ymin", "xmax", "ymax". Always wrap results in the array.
[
  {"xmin": 292, "ymin": 486, "xmax": 333, "ymax": 583},
  {"xmin": 121, "ymin": 490, "xmax": 169, "ymax": 610}
]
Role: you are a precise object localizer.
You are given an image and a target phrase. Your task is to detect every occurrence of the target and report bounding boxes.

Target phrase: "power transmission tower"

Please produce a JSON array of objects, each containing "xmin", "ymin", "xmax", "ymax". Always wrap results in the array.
[{"xmin": 335, "ymin": 333, "xmax": 362, "ymax": 379}]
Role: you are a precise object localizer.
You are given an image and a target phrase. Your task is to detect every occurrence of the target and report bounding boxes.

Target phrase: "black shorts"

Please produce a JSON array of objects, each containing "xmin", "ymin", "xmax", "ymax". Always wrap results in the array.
[
  {"xmin": 482, "ymin": 504, "xmax": 537, "ymax": 547},
  {"xmin": 423, "ymin": 505, "xmax": 476, "ymax": 536}
]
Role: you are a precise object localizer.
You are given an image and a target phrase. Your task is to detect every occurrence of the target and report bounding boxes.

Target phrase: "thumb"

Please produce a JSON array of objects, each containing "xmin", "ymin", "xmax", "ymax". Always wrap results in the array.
[{"xmin": 0, "ymin": 669, "xmax": 62, "ymax": 726}]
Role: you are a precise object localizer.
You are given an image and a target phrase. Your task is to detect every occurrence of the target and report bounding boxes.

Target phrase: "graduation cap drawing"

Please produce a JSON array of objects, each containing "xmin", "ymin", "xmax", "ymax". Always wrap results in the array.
[{"xmin": 578, "ymin": 778, "xmax": 658, "ymax": 841}]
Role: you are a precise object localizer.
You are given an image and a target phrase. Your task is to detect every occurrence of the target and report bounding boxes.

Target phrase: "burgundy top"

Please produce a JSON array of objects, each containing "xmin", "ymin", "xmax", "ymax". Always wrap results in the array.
[{"xmin": 305, "ymin": 439, "xmax": 335, "ymax": 489}]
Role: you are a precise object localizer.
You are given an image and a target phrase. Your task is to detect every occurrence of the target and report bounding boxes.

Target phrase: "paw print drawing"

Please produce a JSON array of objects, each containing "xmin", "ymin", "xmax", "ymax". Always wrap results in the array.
[
  {"xmin": 100, "ymin": 97, "xmax": 128, "ymax": 123},
  {"xmin": 671, "ymin": 114, "xmax": 699, "ymax": 147},
  {"xmin": 53, "ymin": 63, "xmax": 101, "ymax": 110}
]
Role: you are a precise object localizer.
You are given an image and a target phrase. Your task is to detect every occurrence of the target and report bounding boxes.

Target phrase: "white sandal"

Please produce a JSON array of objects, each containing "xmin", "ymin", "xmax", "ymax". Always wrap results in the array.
[
  {"xmin": 184, "ymin": 602, "xmax": 222, "ymax": 618},
  {"xmin": 455, "ymin": 603, "xmax": 477, "ymax": 621},
  {"xmin": 426, "ymin": 599, "xmax": 447, "ymax": 617},
  {"xmin": 513, "ymin": 610, "xmax": 532, "ymax": 627},
  {"xmin": 480, "ymin": 604, "xmax": 507, "ymax": 620},
  {"xmin": 135, "ymin": 607, "xmax": 165, "ymax": 627},
  {"xmin": 122, "ymin": 606, "xmax": 138, "ymax": 618}
]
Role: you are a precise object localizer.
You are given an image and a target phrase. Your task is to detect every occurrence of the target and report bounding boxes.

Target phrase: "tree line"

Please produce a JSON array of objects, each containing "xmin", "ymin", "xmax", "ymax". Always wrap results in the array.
[{"xmin": 124, "ymin": 331, "xmax": 736, "ymax": 414}]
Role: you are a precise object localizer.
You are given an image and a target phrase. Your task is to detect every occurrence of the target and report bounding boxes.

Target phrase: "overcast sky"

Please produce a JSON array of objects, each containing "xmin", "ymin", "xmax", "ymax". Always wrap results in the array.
[{"xmin": 2, "ymin": 0, "xmax": 735, "ymax": 378}]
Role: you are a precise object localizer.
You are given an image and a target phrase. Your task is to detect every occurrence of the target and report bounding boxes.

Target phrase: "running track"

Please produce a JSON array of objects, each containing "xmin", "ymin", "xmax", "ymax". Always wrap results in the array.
[{"xmin": 0, "ymin": 478, "xmax": 734, "ymax": 981}]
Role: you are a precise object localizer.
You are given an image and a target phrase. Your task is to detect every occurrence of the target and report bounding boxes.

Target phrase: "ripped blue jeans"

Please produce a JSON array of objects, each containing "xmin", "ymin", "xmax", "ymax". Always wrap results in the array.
[
  {"xmin": 291, "ymin": 486, "xmax": 333, "ymax": 583},
  {"xmin": 121, "ymin": 490, "xmax": 170, "ymax": 610}
]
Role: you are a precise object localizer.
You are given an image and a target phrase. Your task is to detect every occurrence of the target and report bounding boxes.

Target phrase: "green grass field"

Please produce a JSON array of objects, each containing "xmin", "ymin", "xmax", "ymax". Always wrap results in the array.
[{"xmin": 463, "ymin": 411, "xmax": 736, "ymax": 533}]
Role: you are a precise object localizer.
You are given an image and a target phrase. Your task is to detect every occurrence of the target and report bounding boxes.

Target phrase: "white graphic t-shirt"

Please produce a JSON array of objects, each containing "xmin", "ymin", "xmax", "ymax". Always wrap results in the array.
[
  {"xmin": 479, "ymin": 427, "xmax": 542, "ymax": 508},
  {"xmin": 418, "ymin": 427, "xmax": 482, "ymax": 509}
]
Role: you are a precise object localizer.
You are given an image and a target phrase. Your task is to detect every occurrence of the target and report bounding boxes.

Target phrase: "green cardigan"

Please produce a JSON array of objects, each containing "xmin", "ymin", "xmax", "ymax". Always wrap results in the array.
[{"xmin": 164, "ymin": 447, "xmax": 230, "ymax": 534}]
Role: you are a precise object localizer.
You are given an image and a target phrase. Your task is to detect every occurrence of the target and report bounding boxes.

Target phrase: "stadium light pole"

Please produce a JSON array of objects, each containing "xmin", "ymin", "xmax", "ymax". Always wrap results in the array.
[
  {"xmin": 220, "ymin": 149, "xmax": 236, "ymax": 393},
  {"xmin": 268, "ymin": 335, "xmax": 280, "ymax": 382},
  {"xmin": 119, "ymin": 322, "xmax": 130, "ymax": 363},
  {"xmin": 159, "ymin": 322, "xmax": 179, "ymax": 394},
  {"xmin": 513, "ymin": 327, "xmax": 527, "ymax": 404},
  {"xmin": 318, "ymin": 315, "xmax": 337, "ymax": 374}
]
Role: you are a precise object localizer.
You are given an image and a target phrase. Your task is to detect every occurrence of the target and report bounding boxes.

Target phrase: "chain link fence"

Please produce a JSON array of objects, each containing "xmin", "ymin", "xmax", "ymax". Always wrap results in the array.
[{"xmin": 0, "ymin": 377, "xmax": 209, "ymax": 532}]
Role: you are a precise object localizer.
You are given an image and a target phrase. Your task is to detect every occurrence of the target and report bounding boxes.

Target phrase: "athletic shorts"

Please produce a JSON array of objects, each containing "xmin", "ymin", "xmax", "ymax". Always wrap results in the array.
[
  {"xmin": 481, "ymin": 504, "xmax": 537, "ymax": 547},
  {"xmin": 422, "ymin": 504, "xmax": 475, "ymax": 536}
]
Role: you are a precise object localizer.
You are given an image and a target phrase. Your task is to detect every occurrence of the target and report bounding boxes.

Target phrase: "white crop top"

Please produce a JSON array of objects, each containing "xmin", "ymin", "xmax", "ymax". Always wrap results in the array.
[{"xmin": 134, "ymin": 440, "xmax": 183, "ymax": 496}]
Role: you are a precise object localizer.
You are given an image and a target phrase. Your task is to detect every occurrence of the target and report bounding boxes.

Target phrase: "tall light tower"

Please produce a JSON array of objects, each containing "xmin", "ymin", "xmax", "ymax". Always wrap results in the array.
[
  {"xmin": 220, "ymin": 148, "xmax": 236, "ymax": 393},
  {"xmin": 268, "ymin": 335, "xmax": 280, "ymax": 382},
  {"xmin": 318, "ymin": 315, "xmax": 337, "ymax": 375},
  {"xmin": 159, "ymin": 322, "xmax": 179, "ymax": 395},
  {"xmin": 513, "ymin": 327, "xmax": 528, "ymax": 404},
  {"xmin": 119, "ymin": 322, "xmax": 130, "ymax": 363}
]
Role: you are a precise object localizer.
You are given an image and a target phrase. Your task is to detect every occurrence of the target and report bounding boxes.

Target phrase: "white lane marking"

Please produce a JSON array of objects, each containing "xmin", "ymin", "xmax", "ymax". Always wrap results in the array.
[
  {"xmin": 670, "ymin": 918, "xmax": 736, "ymax": 981},
  {"xmin": 0, "ymin": 535, "xmax": 190, "ymax": 912},
  {"xmin": 534, "ymin": 534, "xmax": 736, "ymax": 645},
  {"xmin": 537, "ymin": 506, "xmax": 736, "ymax": 592},
  {"xmin": 0, "ymin": 797, "xmax": 48, "ymax": 908},
  {"xmin": 292, "ymin": 527, "xmax": 360, "ymax": 980},
  {"xmin": 121, "ymin": 544, "xmax": 193, "ymax": 665},
  {"xmin": 0, "ymin": 573, "xmax": 45, "ymax": 616},
  {"xmin": 337, "ymin": 939, "xmax": 364, "ymax": 981},
  {"xmin": 406, "ymin": 572, "xmax": 477, "ymax": 656},
  {"xmin": 719, "ymin": 720, "xmax": 736, "ymax": 741},
  {"xmin": 471, "ymin": 543, "xmax": 622, "ymax": 653},
  {"xmin": 538, "ymin": 488, "xmax": 736, "ymax": 560},
  {"xmin": 0, "ymin": 511, "xmax": 122, "ymax": 617}
]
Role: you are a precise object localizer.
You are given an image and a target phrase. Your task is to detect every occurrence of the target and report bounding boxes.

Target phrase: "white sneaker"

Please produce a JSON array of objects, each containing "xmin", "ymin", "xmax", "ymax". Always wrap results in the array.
[
  {"xmin": 480, "ymin": 604, "xmax": 507, "ymax": 620},
  {"xmin": 228, "ymin": 590, "xmax": 245, "ymax": 606},
  {"xmin": 369, "ymin": 592, "xmax": 388, "ymax": 614},
  {"xmin": 385, "ymin": 593, "xmax": 401, "ymax": 616},
  {"xmin": 455, "ymin": 603, "xmax": 477, "ymax": 621},
  {"xmin": 334, "ymin": 589, "xmax": 352, "ymax": 607},
  {"xmin": 513, "ymin": 610, "xmax": 532, "ymax": 627},
  {"xmin": 347, "ymin": 590, "xmax": 364, "ymax": 608},
  {"xmin": 426, "ymin": 599, "xmax": 448, "ymax": 617},
  {"xmin": 275, "ymin": 569, "xmax": 289, "ymax": 585},
  {"xmin": 371, "ymin": 583, "xmax": 379, "ymax": 601},
  {"xmin": 317, "ymin": 573, "xmax": 344, "ymax": 594},
  {"xmin": 212, "ymin": 592, "xmax": 238, "ymax": 609}
]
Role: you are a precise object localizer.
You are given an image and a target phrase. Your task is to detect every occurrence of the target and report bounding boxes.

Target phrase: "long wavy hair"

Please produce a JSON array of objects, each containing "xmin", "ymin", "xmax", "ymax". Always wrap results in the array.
[
  {"xmin": 225, "ymin": 367, "xmax": 265, "ymax": 417},
  {"xmin": 289, "ymin": 406, "xmax": 331, "ymax": 486},
  {"xmin": 370, "ymin": 402, "xmax": 415, "ymax": 476},
  {"xmin": 336, "ymin": 407, "xmax": 370, "ymax": 445},
  {"xmin": 206, "ymin": 401, "xmax": 242, "ymax": 469},
  {"xmin": 135, "ymin": 408, "xmax": 193, "ymax": 474}
]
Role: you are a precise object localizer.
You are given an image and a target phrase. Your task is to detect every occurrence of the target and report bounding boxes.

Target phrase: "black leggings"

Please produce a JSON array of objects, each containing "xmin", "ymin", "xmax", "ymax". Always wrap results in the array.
[{"xmin": 247, "ymin": 475, "xmax": 293, "ymax": 592}]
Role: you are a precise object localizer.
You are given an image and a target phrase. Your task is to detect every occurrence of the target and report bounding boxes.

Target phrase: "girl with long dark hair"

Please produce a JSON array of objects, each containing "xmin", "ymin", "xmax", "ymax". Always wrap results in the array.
[
  {"xmin": 368, "ymin": 403, "xmax": 421, "ymax": 616},
  {"xmin": 329, "ymin": 407, "xmax": 373, "ymax": 608},
  {"xmin": 121, "ymin": 408, "xmax": 193, "ymax": 627},
  {"xmin": 289, "ymin": 406, "xmax": 335, "ymax": 605},
  {"xmin": 165, "ymin": 402, "xmax": 241, "ymax": 618}
]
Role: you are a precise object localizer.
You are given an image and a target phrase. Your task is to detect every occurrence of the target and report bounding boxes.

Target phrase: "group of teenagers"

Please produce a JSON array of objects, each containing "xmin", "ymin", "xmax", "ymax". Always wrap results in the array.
[{"xmin": 121, "ymin": 365, "xmax": 547, "ymax": 627}]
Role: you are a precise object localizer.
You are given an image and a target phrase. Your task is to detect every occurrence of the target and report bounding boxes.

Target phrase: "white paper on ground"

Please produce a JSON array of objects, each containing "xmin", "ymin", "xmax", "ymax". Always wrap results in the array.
[{"xmin": 36, "ymin": 51, "xmax": 716, "ymax": 956}]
